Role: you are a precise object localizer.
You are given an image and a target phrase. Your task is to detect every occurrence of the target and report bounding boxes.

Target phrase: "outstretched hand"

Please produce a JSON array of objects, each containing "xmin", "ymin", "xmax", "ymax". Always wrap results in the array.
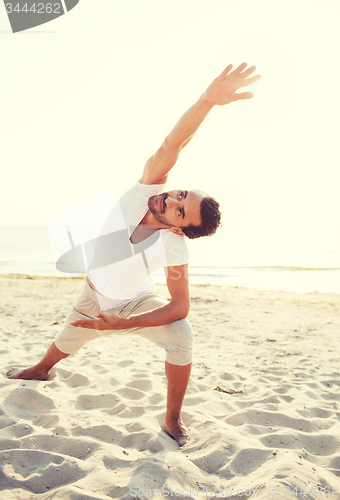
[
  {"xmin": 70, "ymin": 312, "xmax": 127, "ymax": 331},
  {"xmin": 202, "ymin": 63, "xmax": 261, "ymax": 105}
]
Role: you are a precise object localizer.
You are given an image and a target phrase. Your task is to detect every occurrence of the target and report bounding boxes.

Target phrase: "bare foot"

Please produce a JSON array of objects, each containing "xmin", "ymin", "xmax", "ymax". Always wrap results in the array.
[
  {"xmin": 162, "ymin": 419, "xmax": 188, "ymax": 447},
  {"xmin": 6, "ymin": 367, "xmax": 49, "ymax": 381}
]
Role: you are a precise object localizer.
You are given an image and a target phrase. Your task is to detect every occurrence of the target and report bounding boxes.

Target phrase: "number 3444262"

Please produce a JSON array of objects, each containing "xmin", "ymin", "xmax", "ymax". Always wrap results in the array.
[{"xmin": 5, "ymin": 3, "xmax": 62, "ymax": 14}]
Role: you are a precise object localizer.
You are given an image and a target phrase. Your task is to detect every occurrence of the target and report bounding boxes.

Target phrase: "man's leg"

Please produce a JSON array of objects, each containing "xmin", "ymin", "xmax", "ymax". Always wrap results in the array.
[
  {"xmin": 162, "ymin": 361, "xmax": 192, "ymax": 447},
  {"xmin": 6, "ymin": 280, "xmax": 110, "ymax": 381},
  {"xmin": 6, "ymin": 342, "xmax": 70, "ymax": 380},
  {"xmin": 118, "ymin": 292, "xmax": 194, "ymax": 445}
]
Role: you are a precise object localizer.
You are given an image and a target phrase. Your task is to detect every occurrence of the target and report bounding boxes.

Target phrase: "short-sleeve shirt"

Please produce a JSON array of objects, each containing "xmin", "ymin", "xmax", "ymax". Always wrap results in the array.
[{"xmin": 87, "ymin": 182, "xmax": 189, "ymax": 305}]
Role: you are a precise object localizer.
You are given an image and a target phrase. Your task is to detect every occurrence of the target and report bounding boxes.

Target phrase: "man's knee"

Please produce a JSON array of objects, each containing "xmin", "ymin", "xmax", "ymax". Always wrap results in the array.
[
  {"xmin": 169, "ymin": 317, "xmax": 193, "ymax": 346},
  {"xmin": 165, "ymin": 317, "xmax": 193, "ymax": 366}
]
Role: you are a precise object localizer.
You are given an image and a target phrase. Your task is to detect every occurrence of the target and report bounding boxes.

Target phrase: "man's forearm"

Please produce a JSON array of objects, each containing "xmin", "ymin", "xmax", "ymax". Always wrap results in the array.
[
  {"xmin": 125, "ymin": 300, "xmax": 188, "ymax": 328},
  {"xmin": 164, "ymin": 95, "xmax": 214, "ymax": 152}
]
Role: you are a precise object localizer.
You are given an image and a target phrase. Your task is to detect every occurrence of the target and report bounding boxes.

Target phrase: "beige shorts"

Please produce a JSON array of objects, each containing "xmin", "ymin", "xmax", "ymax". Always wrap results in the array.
[{"xmin": 55, "ymin": 280, "xmax": 193, "ymax": 366}]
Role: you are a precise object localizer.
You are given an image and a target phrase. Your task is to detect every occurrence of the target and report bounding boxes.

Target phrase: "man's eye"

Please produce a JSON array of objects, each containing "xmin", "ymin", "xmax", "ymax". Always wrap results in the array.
[
  {"xmin": 179, "ymin": 192, "xmax": 183, "ymax": 199},
  {"xmin": 177, "ymin": 208, "xmax": 182, "ymax": 216}
]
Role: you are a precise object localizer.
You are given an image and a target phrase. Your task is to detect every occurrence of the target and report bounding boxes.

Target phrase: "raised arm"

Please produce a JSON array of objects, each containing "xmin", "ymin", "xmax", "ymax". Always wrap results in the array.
[{"xmin": 140, "ymin": 62, "xmax": 261, "ymax": 185}]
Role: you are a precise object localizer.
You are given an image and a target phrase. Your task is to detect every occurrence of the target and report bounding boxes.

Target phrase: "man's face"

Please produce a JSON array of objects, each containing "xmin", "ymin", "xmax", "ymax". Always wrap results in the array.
[{"xmin": 148, "ymin": 190, "xmax": 205, "ymax": 230}]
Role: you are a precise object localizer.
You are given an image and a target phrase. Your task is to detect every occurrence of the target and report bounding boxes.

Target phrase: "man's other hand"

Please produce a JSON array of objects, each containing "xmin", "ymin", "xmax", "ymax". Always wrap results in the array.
[
  {"xmin": 70, "ymin": 312, "xmax": 127, "ymax": 331},
  {"xmin": 202, "ymin": 63, "xmax": 261, "ymax": 105}
]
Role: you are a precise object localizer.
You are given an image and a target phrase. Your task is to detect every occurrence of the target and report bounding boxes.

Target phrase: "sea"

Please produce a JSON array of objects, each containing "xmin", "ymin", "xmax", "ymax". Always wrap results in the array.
[{"xmin": 0, "ymin": 226, "xmax": 339, "ymax": 294}]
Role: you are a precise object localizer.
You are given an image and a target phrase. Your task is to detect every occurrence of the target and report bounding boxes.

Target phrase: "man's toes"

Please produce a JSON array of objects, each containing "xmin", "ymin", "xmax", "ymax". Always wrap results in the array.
[
  {"xmin": 6, "ymin": 368, "xmax": 17, "ymax": 378},
  {"xmin": 177, "ymin": 433, "xmax": 188, "ymax": 447}
]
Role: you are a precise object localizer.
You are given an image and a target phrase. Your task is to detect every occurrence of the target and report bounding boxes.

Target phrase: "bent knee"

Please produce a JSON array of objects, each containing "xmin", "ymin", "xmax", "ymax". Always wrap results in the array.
[
  {"xmin": 169, "ymin": 317, "xmax": 193, "ymax": 347},
  {"xmin": 165, "ymin": 317, "xmax": 193, "ymax": 365}
]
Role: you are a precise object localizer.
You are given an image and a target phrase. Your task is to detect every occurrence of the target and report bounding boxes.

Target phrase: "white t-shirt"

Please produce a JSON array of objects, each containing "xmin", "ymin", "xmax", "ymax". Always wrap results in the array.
[{"xmin": 87, "ymin": 182, "xmax": 189, "ymax": 305}]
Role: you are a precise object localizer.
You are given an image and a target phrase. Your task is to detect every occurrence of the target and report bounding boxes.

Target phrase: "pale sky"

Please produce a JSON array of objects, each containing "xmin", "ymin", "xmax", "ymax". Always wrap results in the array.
[{"xmin": 1, "ymin": 0, "xmax": 339, "ymax": 266}]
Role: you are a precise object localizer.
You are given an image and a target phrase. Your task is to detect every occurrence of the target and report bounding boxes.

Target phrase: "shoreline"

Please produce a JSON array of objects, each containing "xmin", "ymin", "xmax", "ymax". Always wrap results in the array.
[{"xmin": 1, "ymin": 273, "xmax": 340, "ymax": 298}]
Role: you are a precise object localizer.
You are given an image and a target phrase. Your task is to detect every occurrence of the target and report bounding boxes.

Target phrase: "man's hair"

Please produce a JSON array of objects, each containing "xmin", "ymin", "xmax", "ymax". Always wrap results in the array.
[{"xmin": 181, "ymin": 194, "xmax": 221, "ymax": 240}]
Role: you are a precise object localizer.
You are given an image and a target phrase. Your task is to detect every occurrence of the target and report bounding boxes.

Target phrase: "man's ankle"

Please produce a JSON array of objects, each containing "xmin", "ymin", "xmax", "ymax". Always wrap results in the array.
[
  {"xmin": 31, "ymin": 365, "xmax": 50, "ymax": 376},
  {"xmin": 165, "ymin": 414, "xmax": 182, "ymax": 426}
]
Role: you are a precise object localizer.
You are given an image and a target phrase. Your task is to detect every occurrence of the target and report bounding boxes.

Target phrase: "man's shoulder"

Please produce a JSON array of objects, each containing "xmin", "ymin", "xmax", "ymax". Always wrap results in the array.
[
  {"xmin": 160, "ymin": 230, "xmax": 189, "ymax": 266},
  {"xmin": 160, "ymin": 230, "xmax": 188, "ymax": 252}
]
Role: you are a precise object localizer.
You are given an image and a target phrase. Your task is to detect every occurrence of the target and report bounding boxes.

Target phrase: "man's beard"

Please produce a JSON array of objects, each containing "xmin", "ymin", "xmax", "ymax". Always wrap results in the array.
[{"xmin": 148, "ymin": 194, "xmax": 173, "ymax": 227}]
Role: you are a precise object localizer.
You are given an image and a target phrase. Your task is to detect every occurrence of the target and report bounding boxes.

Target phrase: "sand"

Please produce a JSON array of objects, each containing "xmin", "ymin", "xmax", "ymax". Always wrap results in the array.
[{"xmin": 0, "ymin": 275, "xmax": 339, "ymax": 499}]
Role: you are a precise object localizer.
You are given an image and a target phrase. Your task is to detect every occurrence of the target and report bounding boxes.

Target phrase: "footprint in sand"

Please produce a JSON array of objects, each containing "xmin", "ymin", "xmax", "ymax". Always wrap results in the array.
[
  {"xmin": 148, "ymin": 392, "xmax": 164, "ymax": 405},
  {"xmin": 0, "ymin": 449, "xmax": 86, "ymax": 495},
  {"xmin": 72, "ymin": 424, "xmax": 123, "ymax": 444},
  {"xmin": 24, "ymin": 434, "xmax": 99, "ymax": 460},
  {"xmin": 230, "ymin": 448, "xmax": 271, "ymax": 475},
  {"xmin": 301, "ymin": 434, "xmax": 340, "ymax": 456},
  {"xmin": 308, "ymin": 406, "xmax": 334, "ymax": 418},
  {"xmin": 5, "ymin": 387, "xmax": 55, "ymax": 414},
  {"xmin": 117, "ymin": 360, "xmax": 134, "ymax": 368},
  {"xmin": 3, "ymin": 422, "xmax": 33, "ymax": 439},
  {"xmin": 57, "ymin": 371, "xmax": 90, "ymax": 388},
  {"xmin": 76, "ymin": 393, "xmax": 119, "ymax": 410},
  {"xmin": 116, "ymin": 387, "xmax": 146, "ymax": 400},
  {"xmin": 127, "ymin": 378, "xmax": 152, "ymax": 391},
  {"xmin": 117, "ymin": 406, "xmax": 146, "ymax": 418}
]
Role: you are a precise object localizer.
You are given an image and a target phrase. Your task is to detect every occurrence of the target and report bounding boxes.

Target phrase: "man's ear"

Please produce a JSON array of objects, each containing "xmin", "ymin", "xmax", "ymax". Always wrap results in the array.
[{"xmin": 170, "ymin": 226, "xmax": 185, "ymax": 237}]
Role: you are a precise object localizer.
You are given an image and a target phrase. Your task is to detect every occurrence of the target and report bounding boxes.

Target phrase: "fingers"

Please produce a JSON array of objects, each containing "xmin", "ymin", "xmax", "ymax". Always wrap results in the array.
[
  {"xmin": 239, "ymin": 74, "xmax": 261, "ymax": 87},
  {"xmin": 232, "ymin": 92, "xmax": 254, "ymax": 101},
  {"xmin": 70, "ymin": 319, "xmax": 92, "ymax": 328},
  {"xmin": 71, "ymin": 313, "xmax": 121, "ymax": 330},
  {"xmin": 219, "ymin": 63, "xmax": 261, "ymax": 89},
  {"xmin": 70, "ymin": 319, "xmax": 105, "ymax": 330},
  {"xmin": 95, "ymin": 312, "xmax": 110, "ymax": 323},
  {"xmin": 219, "ymin": 64, "xmax": 233, "ymax": 77},
  {"xmin": 96, "ymin": 312, "xmax": 121, "ymax": 326},
  {"xmin": 239, "ymin": 65, "xmax": 257, "ymax": 79},
  {"xmin": 231, "ymin": 62, "xmax": 248, "ymax": 76}
]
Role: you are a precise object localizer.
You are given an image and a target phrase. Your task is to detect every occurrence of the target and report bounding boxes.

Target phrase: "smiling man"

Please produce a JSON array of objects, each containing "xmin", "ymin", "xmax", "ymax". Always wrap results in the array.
[
  {"xmin": 7, "ymin": 63, "xmax": 260, "ymax": 446},
  {"xmin": 147, "ymin": 189, "xmax": 215, "ymax": 238}
]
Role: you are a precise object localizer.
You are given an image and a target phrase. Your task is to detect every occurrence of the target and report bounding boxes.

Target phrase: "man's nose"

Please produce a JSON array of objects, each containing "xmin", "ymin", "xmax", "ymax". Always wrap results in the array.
[{"xmin": 165, "ymin": 196, "xmax": 178, "ymax": 208}]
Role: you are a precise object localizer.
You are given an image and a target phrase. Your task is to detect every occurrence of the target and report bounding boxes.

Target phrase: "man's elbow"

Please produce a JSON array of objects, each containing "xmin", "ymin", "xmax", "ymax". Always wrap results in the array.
[{"xmin": 173, "ymin": 301, "xmax": 190, "ymax": 320}]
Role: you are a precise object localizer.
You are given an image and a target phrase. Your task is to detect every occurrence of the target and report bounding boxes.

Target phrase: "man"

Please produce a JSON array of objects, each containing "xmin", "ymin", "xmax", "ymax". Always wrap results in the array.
[{"xmin": 7, "ymin": 63, "xmax": 260, "ymax": 446}]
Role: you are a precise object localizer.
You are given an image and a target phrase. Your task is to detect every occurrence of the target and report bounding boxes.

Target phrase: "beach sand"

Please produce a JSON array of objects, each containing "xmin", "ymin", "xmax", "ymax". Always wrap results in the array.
[{"xmin": 0, "ymin": 276, "xmax": 339, "ymax": 499}]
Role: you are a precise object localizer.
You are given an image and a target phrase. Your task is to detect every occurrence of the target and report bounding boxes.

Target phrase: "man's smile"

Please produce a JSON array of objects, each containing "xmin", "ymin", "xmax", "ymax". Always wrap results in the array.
[{"xmin": 158, "ymin": 194, "xmax": 167, "ymax": 212}]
